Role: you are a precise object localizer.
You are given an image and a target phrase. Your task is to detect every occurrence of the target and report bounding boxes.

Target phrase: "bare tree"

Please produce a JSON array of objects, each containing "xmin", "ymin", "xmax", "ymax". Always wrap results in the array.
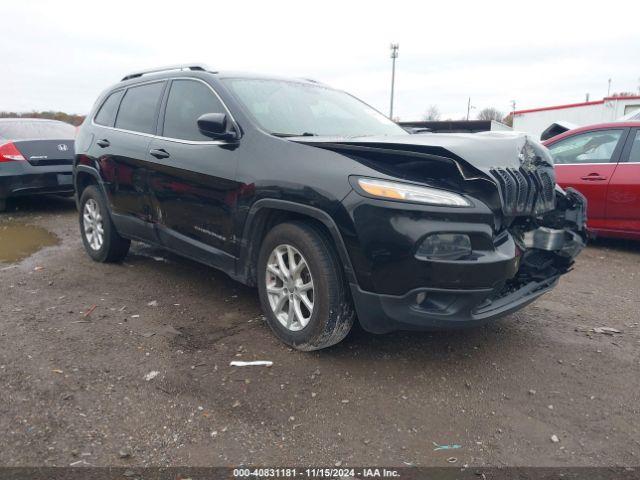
[
  {"xmin": 502, "ymin": 113, "xmax": 514, "ymax": 127},
  {"xmin": 477, "ymin": 107, "xmax": 504, "ymax": 122},
  {"xmin": 611, "ymin": 92, "xmax": 637, "ymax": 97},
  {"xmin": 423, "ymin": 105, "xmax": 441, "ymax": 121}
]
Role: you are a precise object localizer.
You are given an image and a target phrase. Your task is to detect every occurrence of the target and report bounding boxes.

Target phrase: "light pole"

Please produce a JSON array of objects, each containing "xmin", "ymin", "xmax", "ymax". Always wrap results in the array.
[
  {"xmin": 389, "ymin": 43, "xmax": 399, "ymax": 119},
  {"xmin": 607, "ymin": 78, "xmax": 611, "ymax": 96},
  {"xmin": 466, "ymin": 97, "xmax": 475, "ymax": 120}
]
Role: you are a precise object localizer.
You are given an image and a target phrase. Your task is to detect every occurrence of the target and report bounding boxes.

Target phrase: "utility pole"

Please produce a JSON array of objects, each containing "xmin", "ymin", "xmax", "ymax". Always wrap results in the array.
[
  {"xmin": 466, "ymin": 97, "xmax": 475, "ymax": 120},
  {"xmin": 586, "ymin": 93, "xmax": 590, "ymax": 102},
  {"xmin": 389, "ymin": 43, "xmax": 399, "ymax": 119},
  {"xmin": 607, "ymin": 78, "xmax": 611, "ymax": 96},
  {"xmin": 510, "ymin": 100, "xmax": 516, "ymax": 113}
]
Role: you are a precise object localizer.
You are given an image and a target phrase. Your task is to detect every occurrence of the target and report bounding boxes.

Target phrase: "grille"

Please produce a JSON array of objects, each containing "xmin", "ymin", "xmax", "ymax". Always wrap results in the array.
[{"xmin": 490, "ymin": 167, "xmax": 555, "ymax": 216}]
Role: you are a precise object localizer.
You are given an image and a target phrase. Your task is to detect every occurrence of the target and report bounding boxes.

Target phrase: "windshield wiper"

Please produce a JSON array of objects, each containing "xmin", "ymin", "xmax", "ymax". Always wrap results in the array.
[{"xmin": 271, "ymin": 132, "xmax": 317, "ymax": 137}]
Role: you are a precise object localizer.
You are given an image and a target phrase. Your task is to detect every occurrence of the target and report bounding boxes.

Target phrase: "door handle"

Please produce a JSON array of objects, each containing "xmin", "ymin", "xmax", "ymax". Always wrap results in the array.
[
  {"xmin": 149, "ymin": 148, "xmax": 170, "ymax": 159},
  {"xmin": 96, "ymin": 139, "xmax": 110, "ymax": 148},
  {"xmin": 580, "ymin": 173, "xmax": 607, "ymax": 181}
]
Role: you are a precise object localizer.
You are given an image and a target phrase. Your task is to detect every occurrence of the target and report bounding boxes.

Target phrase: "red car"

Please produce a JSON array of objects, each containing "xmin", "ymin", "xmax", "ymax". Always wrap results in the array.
[{"xmin": 543, "ymin": 121, "xmax": 640, "ymax": 240}]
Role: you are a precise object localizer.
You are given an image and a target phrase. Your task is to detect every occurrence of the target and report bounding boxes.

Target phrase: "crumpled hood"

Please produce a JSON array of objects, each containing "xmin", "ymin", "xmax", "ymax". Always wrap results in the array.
[
  {"xmin": 292, "ymin": 131, "xmax": 553, "ymax": 174},
  {"xmin": 293, "ymin": 131, "xmax": 557, "ymax": 219}
]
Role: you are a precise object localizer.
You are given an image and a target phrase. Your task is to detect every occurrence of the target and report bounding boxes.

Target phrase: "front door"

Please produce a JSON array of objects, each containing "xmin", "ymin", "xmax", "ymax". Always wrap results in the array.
[
  {"xmin": 146, "ymin": 78, "xmax": 241, "ymax": 271},
  {"xmin": 549, "ymin": 128, "xmax": 627, "ymax": 229}
]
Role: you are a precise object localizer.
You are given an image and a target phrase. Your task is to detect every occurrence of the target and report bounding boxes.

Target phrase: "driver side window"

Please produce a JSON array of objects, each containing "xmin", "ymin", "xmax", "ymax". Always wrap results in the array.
[
  {"xmin": 162, "ymin": 79, "xmax": 226, "ymax": 141},
  {"xmin": 549, "ymin": 129, "xmax": 623, "ymax": 164}
]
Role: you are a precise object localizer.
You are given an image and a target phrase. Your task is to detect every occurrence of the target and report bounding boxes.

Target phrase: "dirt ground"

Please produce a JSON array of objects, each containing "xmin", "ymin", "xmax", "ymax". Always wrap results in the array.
[{"xmin": 0, "ymin": 196, "xmax": 639, "ymax": 467}]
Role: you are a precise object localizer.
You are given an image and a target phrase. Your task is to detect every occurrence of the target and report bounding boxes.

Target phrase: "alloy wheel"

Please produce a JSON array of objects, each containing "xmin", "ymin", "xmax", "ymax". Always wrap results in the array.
[
  {"xmin": 83, "ymin": 198, "xmax": 104, "ymax": 251},
  {"xmin": 265, "ymin": 244, "xmax": 314, "ymax": 331}
]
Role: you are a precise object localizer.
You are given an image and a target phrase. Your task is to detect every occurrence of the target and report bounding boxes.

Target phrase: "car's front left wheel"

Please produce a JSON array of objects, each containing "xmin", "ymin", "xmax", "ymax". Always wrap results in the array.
[
  {"xmin": 257, "ymin": 221, "xmax": 355, "ymax": 351},
  {"xmin": 79, "ymin": 185, "xmax": 130, "ymax": 263}
]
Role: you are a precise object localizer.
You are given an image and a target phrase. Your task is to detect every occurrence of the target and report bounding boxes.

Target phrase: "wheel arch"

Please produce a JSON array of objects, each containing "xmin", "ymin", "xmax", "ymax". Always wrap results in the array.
[
  {"xmin": 237, "ymin": 199, "xmax": 356, "ymax": 287},
  {"xmin": 74, "ymin": 165, "xmax": 107, "ymax": 207}
]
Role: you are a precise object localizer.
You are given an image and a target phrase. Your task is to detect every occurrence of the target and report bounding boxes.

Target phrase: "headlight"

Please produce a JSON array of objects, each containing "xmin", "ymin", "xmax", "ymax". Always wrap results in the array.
[{"xmin": 356, "ymin": 178, "xmax": 471, "ymax": 207}]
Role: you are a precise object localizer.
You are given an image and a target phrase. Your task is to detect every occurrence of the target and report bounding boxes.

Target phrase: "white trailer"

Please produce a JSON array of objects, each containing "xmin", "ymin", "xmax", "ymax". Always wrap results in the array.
[{"xmin": 512, "ymin": 96, "xmax": 640, "ymax": 139}]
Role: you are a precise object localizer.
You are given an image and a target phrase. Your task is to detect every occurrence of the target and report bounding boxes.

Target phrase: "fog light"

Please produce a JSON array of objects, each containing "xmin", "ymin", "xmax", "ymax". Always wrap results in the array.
[{"xmin": 416, "ymin": 233, "xmax": 472, "ymax": 260}]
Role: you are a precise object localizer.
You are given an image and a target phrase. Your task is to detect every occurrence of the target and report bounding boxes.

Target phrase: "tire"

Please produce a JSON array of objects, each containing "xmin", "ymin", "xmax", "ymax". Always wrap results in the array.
[
  {"xmin": 257, "ymin": 221, "xmax": 355, "ymax": 351},
  {"xmin": 79, "ymin": 185, "xmax": 130, "ymax": 263}
]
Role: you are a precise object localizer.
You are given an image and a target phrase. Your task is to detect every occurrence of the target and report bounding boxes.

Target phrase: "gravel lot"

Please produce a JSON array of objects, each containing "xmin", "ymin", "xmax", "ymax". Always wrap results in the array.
[{"xmin": 0, "ymin": 196, "xmax": 639, "ymax": 467}]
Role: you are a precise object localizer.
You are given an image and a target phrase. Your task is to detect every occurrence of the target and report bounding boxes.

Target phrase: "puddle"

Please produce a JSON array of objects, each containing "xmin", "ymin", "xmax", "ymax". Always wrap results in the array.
[{"xmin": 0, "ymin": 223, "xmax": 59, "ymax": 263}]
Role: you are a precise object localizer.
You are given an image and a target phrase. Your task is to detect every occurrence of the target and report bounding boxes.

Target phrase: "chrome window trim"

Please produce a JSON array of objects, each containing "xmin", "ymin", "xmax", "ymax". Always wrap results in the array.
[{"xmin": 91, "ymin": 76, "xmax": 240, "ymax": 146}]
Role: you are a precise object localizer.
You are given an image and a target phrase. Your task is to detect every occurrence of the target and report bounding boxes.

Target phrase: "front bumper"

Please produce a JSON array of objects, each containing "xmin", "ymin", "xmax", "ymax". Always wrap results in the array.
[
  {"xmin": 350, "ymin": 276, "xmax": 559, "ymax": 333},
  {"xmin": 340, "ymin": 188, "xmax": 586, "ymax": 333},
  {"xmin": 0, "ymin": 163, "xmax": 73, "ymax": 200}
]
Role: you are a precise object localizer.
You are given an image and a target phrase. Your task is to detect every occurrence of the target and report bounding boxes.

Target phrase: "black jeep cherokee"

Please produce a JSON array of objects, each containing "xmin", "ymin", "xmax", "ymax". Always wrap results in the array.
[{"xmin": 74, "ymin": 64, "xmax": 586, "ymax": 350}]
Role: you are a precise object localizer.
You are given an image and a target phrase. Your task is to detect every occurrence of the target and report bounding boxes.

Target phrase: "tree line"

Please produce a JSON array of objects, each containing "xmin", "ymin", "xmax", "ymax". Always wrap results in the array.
[{"xmin": 0, "ymin": 111, "xmax": 85, "ymax": 126}]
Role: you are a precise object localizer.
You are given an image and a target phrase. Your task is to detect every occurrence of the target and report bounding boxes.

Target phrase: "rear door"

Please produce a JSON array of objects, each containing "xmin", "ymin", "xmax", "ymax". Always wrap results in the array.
[
  {"xmin": 92, "ymin": 81, "xmax": 166, "ymax": 238},
  {"xmin": 146, "ymin": 78, "xmax": 241, "ymax": 270},
  {"xmin": 604, "ymin": 128, "xmax": 640, "ymax": 234},
  {"xmin": 549, "ymin": 128, "xmax": 627, "ymax": 228}
]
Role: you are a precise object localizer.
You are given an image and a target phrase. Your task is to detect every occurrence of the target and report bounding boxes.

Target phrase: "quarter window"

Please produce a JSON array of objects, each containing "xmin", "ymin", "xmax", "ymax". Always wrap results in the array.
[
  {"xmin": 549, "ymin": 129, "xmax": 624, "ymax": 164},
  {"xmin": 94, "ymin": 90, "xmax": 124, "ymax": 127},
  {"xmin": 115, "ymin": 82, "xmax": 164, "ymax": 134},
  {"xmin": 162, "ymin": 80, "xmax": 226, "ymax": 141}
]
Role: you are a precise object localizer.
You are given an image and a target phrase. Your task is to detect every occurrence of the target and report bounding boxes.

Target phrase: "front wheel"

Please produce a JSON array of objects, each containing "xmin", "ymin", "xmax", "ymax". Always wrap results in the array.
[
  {"xmin": 257, "ymin": 221, "xmax": 355, "ymax": 351},
  {"xmin": 79, "ymin": 185, "xmax": 130, "ymax": 263}
]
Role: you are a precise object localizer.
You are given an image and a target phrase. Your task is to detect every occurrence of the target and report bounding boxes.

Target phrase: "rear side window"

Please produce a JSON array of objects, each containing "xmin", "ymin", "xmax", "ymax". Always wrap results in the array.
[
  {"xmin": 162, "ymin": 80, "xmax": 225, "ymax": 141},
  {"xmin": 94, "ymin": 90, "xmax": 124, "ymax": 126},
  {"xmin": 548, "ymin": 129, "xmax": 624, "ymax": 164},
  {"xmin": 0, "ymin": 120, "xmax": 75, "ymax": 140},
  {"xmin": 115, "ymin": 82, "xmax": 164, "ymax": 134}
]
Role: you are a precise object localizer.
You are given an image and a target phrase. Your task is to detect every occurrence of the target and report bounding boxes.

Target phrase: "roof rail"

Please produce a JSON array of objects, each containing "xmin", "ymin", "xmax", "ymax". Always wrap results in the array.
[{"xmin": 121, "ymin": 64, "xmax": 208, "ymax": 82}]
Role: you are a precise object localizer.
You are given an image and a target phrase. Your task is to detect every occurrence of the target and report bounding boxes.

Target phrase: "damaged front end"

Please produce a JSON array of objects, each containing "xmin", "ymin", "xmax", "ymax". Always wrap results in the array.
[
  {"xmin": 482, "ymin": 186, "xmax": 587, "ymax": 311},
  {"xmin": 295, "ymin": 132, "xmax": 587, "ymax": 330},
  {"xmin": 479, "ymin": 136, "xmax": 587, "ymax": 307}
]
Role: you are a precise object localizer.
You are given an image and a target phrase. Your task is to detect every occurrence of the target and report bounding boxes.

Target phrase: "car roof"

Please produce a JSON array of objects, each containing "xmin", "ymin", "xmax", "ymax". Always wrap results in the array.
[
  {"xmin": 118, "ymin": 69, "xmax": 326, "ymax": 88},
  {"xmin": 543, "ymin": 121, "xmax": 640, "ymax": 145}
]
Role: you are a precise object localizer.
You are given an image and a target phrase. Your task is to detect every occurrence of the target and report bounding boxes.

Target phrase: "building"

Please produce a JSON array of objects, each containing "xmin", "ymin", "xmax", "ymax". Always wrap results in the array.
[
  {"xmin": 399, "ymin": 119, "xmax": 511, "ymax": 133},
  {"xmin": 512, "ymin": 95, "xmax": 640, "ymax": 138}
]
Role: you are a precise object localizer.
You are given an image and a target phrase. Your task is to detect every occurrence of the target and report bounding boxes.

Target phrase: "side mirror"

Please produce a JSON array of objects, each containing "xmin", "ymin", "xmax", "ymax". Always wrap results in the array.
[{"xmin": 197, "ymin": 113, "xmax": 237, "ymax": 141}]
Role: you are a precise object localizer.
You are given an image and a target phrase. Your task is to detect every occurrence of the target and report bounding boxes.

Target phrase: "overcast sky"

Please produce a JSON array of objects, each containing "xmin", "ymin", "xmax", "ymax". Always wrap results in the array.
[{"xmin": 2, "ymin": 0, "xmax": 639, "ymax": 121}]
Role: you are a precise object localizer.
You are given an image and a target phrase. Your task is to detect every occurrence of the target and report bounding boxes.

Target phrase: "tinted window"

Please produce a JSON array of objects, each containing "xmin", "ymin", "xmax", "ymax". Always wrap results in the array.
[
  {"xmin": 115, "ymin": 82, "xmax": 164, "ymax": 134},
  {"xmin": 628, "ymin": 130, "xmax": 640, "ymax": 163},
  {"xmin": 0, "ymin": 120, "xmax": 75, "ymax": 140},
  {"xmin": 94, "ymin": 90, "xmax": 124, "ymax": 126},
  {"xmin": 549, "ymin": 129, "xmax": 623, "ymax": 164},
  {"xmin": 162, "ymin": 80, "xmax": 225, "ymax": 141}
]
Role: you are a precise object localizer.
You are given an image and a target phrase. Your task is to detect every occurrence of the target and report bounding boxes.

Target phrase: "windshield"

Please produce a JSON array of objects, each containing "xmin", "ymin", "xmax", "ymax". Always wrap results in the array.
[
  {"xmin": 0, "ymin": 120, "xmax": 75, "ymax": 140},
  {"xmin": 222, "ymin": 78, "xmax": 407, "ymax": 137}
]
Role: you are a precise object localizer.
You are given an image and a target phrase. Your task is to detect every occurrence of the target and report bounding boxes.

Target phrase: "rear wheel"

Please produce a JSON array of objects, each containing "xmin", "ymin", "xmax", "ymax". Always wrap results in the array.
[
  {"xmin": 257, "ymin": 221, "xmax": 355, "ymax": 351},
  {"xmin": 79, "ymin": 185, "xmax": 130, "ymax": 262}
]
